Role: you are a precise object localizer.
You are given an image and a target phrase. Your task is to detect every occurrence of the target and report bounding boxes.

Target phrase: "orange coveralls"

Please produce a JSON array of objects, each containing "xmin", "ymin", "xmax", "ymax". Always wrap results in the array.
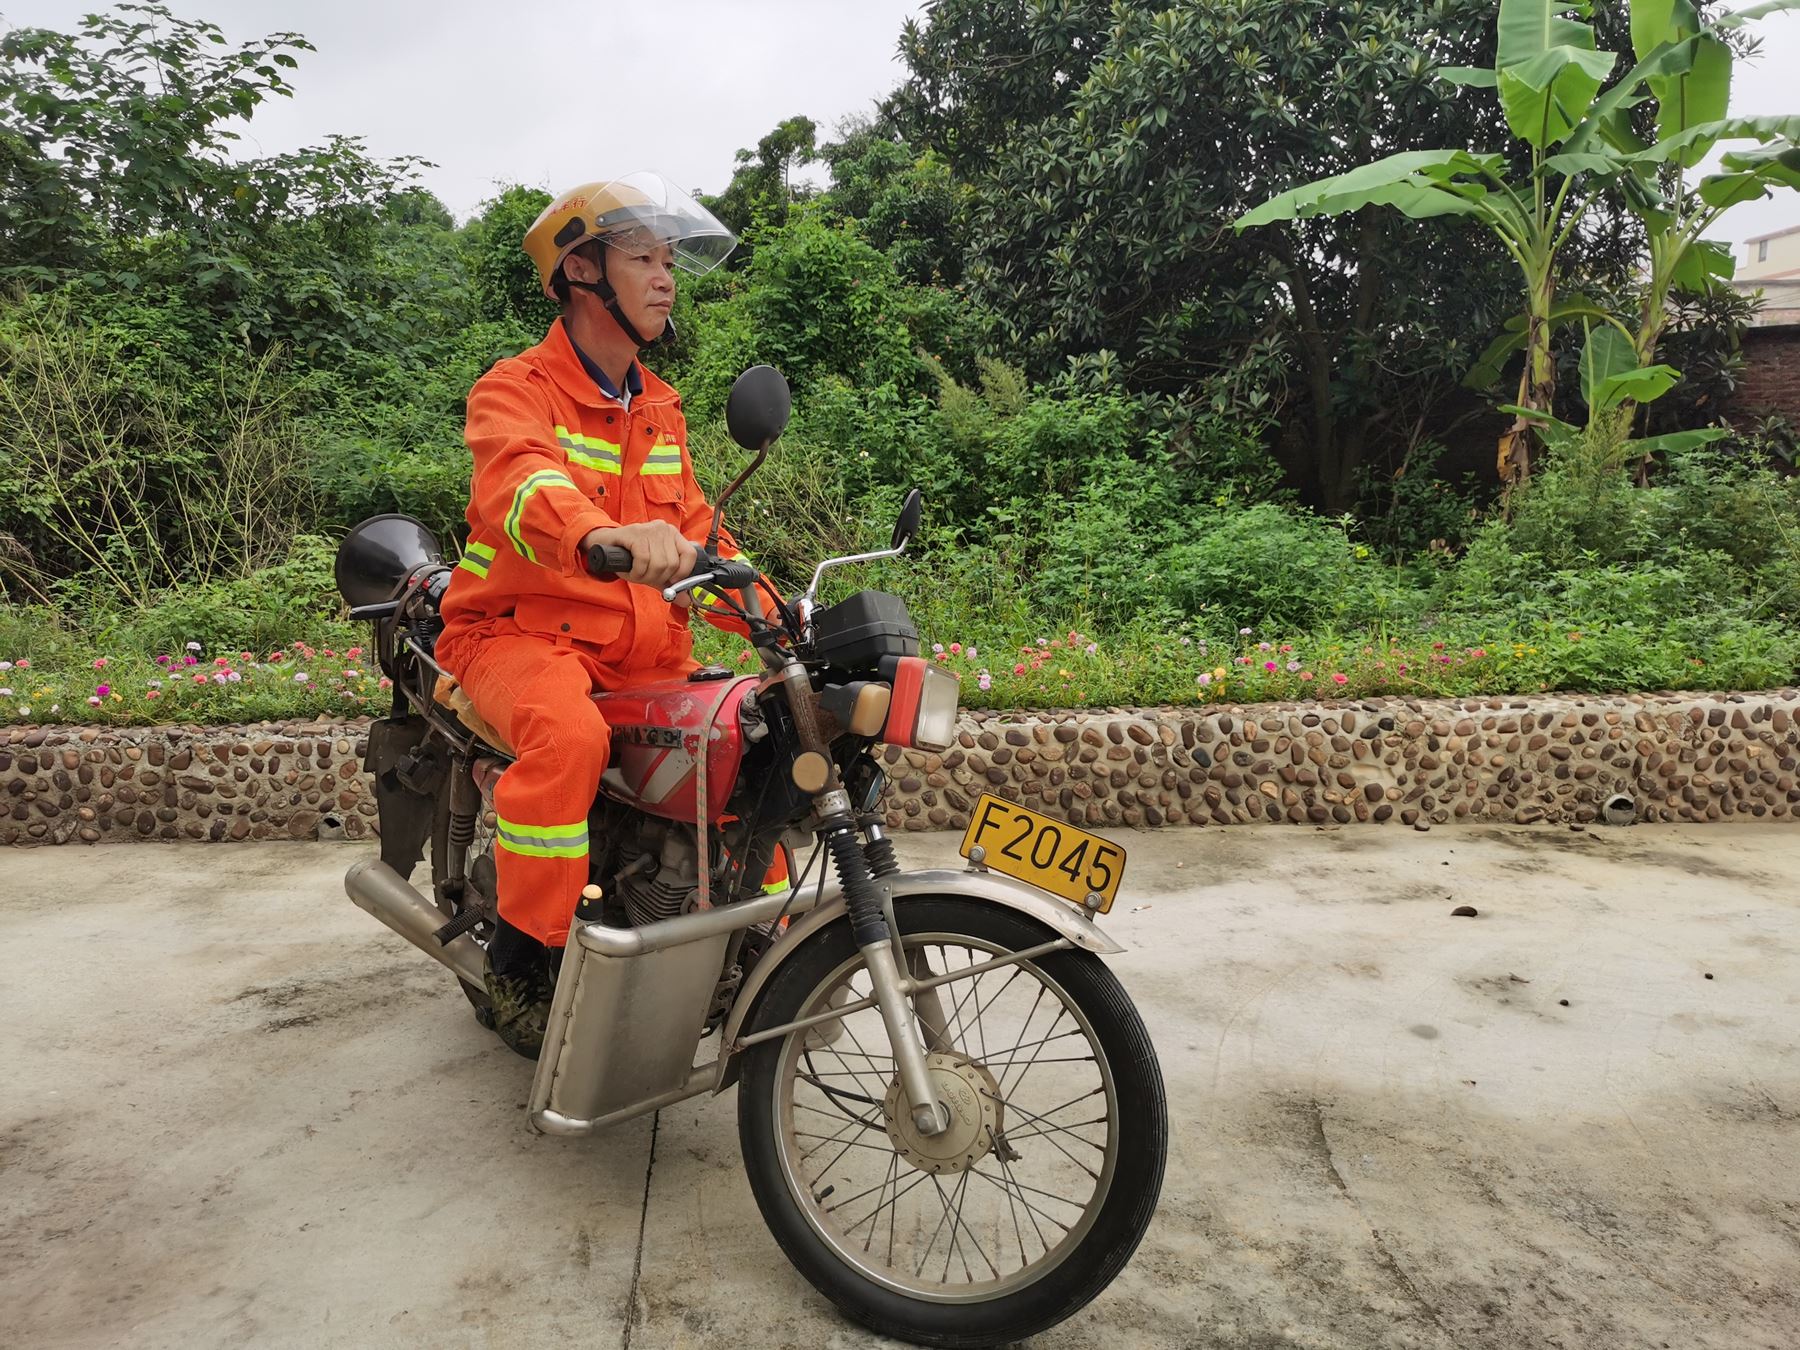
[{"xmin": 436, "ymin": 318, "xmax": 754, "ymax": 946}]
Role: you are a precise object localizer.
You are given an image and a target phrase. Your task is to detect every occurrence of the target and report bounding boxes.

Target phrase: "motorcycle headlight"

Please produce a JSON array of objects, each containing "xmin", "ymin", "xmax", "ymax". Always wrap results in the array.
[{"xmin": 880, "ymin": 657, "xmax": 961, "ymax": 752}]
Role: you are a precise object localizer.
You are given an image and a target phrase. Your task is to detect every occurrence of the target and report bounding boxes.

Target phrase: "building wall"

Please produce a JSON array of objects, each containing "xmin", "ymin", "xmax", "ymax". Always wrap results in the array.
[
  {"xmin": 1737, "ymin": 325, "xmax": 1800, "ymax": 424},
  {"xmin": 1743, "ymin": 228, "xmax": 1800, "ymax": 281}
]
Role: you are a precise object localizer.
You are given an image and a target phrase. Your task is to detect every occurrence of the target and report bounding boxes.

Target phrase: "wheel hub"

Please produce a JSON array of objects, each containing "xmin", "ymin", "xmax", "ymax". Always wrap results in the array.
[{"xmin": 883, "ymin": 1053, "xmax": 1003, "ymax": 1175}]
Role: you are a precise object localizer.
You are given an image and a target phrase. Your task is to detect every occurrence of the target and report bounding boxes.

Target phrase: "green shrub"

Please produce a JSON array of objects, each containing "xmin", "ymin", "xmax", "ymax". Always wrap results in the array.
[{"xmin": 1160, "ymin": 504, "xmax": 1382, "ymax": 633}]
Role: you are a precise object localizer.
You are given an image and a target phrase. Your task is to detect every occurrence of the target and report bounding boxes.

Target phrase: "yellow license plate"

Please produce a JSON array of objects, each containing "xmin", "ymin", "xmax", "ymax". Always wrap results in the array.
[{"xmin": 959, "ymin": 794, "xmax": 1127, "ymax": 915}]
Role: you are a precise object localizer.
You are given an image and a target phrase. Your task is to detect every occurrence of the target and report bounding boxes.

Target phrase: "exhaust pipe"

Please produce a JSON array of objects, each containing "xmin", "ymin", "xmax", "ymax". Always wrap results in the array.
[{"xmin": 344, "ymin": 858, "xmax": 488, "ymax": 989}]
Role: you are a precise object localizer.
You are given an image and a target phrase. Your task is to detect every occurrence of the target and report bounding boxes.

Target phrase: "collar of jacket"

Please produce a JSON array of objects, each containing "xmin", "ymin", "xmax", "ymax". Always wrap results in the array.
[{"xmin": 535, "ymin": 317, "xmax": 678, "ymax": 411}]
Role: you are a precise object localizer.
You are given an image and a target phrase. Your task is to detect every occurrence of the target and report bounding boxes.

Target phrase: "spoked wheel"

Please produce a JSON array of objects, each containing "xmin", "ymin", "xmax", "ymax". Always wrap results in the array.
[{"xmin": 737, "ymin": 898, "xmax": 1166, "ymax": 1348}]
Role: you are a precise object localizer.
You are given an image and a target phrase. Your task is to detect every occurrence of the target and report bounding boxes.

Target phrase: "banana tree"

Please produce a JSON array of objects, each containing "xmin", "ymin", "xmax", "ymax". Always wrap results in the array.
[{"xmin": 1236, "ymin": 0, "xmax": 1800, "ymax": 487}]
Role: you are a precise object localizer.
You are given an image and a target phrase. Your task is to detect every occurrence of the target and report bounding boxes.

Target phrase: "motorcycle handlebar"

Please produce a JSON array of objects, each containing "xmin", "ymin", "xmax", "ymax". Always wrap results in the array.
[
  {"xmin": 584, "ymin": 542, "xmax": 757, "ymax": 593},
  {"xmin": 583, "ymin": 542, "xmax": 638, "ymax": 582}
]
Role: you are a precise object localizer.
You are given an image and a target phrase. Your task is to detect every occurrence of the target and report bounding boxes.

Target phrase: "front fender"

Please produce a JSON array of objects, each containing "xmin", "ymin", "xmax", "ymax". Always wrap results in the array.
[{"xmin": 712, "ymin": 866, "xmax": 1123, "ymax": 1091}]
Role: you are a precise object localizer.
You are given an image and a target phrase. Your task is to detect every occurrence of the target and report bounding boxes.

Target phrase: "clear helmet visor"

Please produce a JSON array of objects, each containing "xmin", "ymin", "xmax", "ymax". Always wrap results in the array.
[{"xmin": 590, "ymin": 170, "xmax": 737, "ymax": 276}]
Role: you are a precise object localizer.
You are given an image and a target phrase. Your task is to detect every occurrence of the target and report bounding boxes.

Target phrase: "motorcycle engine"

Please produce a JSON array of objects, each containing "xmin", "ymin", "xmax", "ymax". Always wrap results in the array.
[{"xmin": 612, "ymin": 821, "xmax": 700, "ymax": 926}]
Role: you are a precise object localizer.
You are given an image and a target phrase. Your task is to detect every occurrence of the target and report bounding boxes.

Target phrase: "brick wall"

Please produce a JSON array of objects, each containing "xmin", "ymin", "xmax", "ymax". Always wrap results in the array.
[{"xmin": 1737, "ymin": 325, "xmax": 1800, "ymax": 424}]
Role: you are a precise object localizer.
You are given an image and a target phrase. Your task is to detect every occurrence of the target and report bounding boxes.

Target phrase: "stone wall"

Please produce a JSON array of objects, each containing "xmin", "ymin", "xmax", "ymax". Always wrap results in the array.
[
  {"xmin": 6, "ymin": 690, "xmax": 1800, "ymax": 847},
  {"xmin": 876, "ymin": 690, "xmax": 1800, "ymax": 831},
  {"xmin": 1, "ymin": 722, "xmax": 376, "ymax": 846}
]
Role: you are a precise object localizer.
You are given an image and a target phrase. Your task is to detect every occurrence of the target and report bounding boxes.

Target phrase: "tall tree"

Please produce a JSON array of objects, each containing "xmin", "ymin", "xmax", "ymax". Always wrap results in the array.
[{"xmin": 886, "ymin": 0, "xmax": 1572, "ymax": 511}]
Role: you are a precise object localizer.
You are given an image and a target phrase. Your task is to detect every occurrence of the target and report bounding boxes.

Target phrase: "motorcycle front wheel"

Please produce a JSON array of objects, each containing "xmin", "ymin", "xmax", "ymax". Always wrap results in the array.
[{"xmin": 736, "ymin": 897, "xmax": 1166, "ymax": 1348}]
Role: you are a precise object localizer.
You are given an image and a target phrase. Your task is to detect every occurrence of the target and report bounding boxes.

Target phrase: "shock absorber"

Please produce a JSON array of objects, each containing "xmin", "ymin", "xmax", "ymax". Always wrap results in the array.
[
  {"xmin": 859, "ymin": 813, "xmax": 900, "ymax": 878},
  {"xmin": 825, "ymin": 822, "xmax": 888, "ymax": 947}
]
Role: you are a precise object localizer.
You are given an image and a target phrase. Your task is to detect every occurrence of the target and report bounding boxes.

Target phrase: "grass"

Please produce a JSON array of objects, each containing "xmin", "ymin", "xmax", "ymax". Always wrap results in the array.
[{"xmin": 4, "ymin": 602, "xmax": 1795, "ymax": 731}]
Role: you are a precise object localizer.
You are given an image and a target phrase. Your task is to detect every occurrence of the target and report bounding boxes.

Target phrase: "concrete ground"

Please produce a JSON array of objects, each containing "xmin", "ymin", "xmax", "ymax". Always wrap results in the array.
[{"xmin": 3, "ymin": 823, "xmax": 1798, "ymax": 1349}]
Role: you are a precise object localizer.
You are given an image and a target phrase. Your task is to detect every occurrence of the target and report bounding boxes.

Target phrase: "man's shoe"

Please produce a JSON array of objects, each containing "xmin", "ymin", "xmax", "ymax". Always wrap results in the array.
[{"xmin": 483, "ymin": 967, "xmax": 551, "ymax": 1060}]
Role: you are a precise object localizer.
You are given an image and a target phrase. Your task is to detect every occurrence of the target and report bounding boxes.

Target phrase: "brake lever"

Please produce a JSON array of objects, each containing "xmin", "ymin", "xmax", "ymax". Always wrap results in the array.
[{"xmin": 661, "ymin": 571, "xmax": 721, "ymax": 603}]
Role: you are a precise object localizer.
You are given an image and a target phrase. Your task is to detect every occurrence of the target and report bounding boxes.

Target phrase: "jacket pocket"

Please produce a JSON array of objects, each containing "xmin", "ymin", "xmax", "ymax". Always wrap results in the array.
[{"xmin": 515, "ymin": 595, "xmax": 628, "ymax": 648}]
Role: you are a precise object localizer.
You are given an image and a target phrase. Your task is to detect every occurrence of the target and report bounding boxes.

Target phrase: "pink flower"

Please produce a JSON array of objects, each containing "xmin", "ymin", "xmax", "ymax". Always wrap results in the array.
[
  {"xmin": 1263, "ymin": 661, "xmax": 1277, "ymax": 672},
  {"xmin": 1331, "ymin": 672, "xmax": 1348, "ymax": 685},
  {"xmin": 86, "ymin": 696, "xmax": 101, "ymax": 707},
  {"xmin": 92, "ymin": 657, "xmax": 109, "ymax": 670},
  {"xmin": 214, "ymin": 656, "xmax": 230, "ymax": 667},
  {"xmin": 934, "ymin": 652, "xmax": 948, "ymax": 662},
  {"xmin": 932, "ymin": 642, "xmax": 945, "ymax": 654},
  {"xmin": 94, "ymin": 684, "xmax": 110, "ymax": 697},
  {"xmin": 146, "ymin": 690, "xmax": 161, "ymax": 701},
  {"xmin": 378, "ymin": 677, "xmax": 393, "ymax": 690},
  {"xmin": 977, "ymin": 674, "xmax": 991, "ymax": 691},
  {"xmin": 1279, "ymin": 644, "xmax": 1292, "ymax": 654},
  {"xmin": 269, "ymin": 651, "xmax": 285, "ymax": 662},
  {"xmin": 1013, "ymin": 663, "xmax": 1026, "ymax": 675},
  {"xmin": 194, "ymin": 673, "xmax": 208, "ymax": 684},
  {"xmin": 1197, "ymin": 672, "xmax": 1212, "ymax": 686},
  {"xmin": 965, "ymin": 646, "xmax": 977, "ymax": 660},
  {"xmin": 156, "ymin": 655, "xmax": 170, "ymax": 666},
  {"xmin": 1299, "ymin": 671, "xmax": 1314, "ymax": 682},
  {"xmin": 240, "ymin": 651, "xmax": 253, "ymax": 661},
  {"xmin": 213, "ymin": 672, "xmax": 228, "ymax": 684},
  {"xmin": 346, "ymin": 647, "xmax": 363, "ymax": 659},
  {"xmin": 14, "ymin": 659, "xmax": 28, "ymax": 669},
  {"xmin": 949, "ymin": 642, "xmax": 962, "ymax": 655},
  {"xmin": 182, "ymin": 655, "xmax": 197, "ymax": 666}
]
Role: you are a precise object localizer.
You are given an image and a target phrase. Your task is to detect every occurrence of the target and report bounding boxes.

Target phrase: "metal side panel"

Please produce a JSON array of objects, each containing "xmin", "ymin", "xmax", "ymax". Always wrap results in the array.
[
  {"xmin": 527, "ymin": 930, "xmax": 729, "ymax": 1135},
  {"xmin": 713, "ymin": 866, "xmax": 1124, "ymax": 1089}
]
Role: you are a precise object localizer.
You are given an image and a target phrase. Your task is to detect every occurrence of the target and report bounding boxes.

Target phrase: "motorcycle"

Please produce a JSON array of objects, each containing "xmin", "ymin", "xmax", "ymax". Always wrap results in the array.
[{"xmin": 333, "ymin": 366, "xmax": 1167, "ymax": 1347}]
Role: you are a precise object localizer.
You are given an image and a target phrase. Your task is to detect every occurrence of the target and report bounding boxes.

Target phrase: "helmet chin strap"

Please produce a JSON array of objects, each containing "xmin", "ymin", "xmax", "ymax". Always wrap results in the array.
[{"xmin": 565, "ymin": 249, "xmax": 674, "ymax": 349}]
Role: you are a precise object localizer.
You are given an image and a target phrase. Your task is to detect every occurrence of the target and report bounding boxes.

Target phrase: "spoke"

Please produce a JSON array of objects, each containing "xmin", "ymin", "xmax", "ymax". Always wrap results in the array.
[
  {"xmin": 1009, "ymin": 1083, "xmax": 1105, "ymax": 1124},
  {"xmin": 990, "ymin": 1098, "xmax": 1102, "ymax": 1180},
  {"xmin": 989, "ymin": 984, "xmax": 1050, "ymax": 1090},
  {"xmin": 863, "ymin": 1152, "xmax": 898, "ymax": 1254},
  {"xmin": 972, "ymin": 1163, "xmax": 1074, "ymax": 1236},
  {"xmin": 913, "ymin": 1177, "xmax": 957, "ymax": 1278},
  {"xmin": 837, "ymin": 1004, "xmax": 903, "ymax": 1107},
  {"xmin": 973, "ymin": 1027, "xmax": 1088, "ymax": 1068},
  {"xmin": 832, "ymin": 1165, "xmax": 933, "ymax": 1234},
  {"xmin": 809, "ymin": 1023, "xmax": 889, "ymax": 1108},
  {"xmin": 793, "ymin": 1131, "xmax": 898, "ymax": 1155},
  {"xmin": 1002, "ymin": 1115, "xmax": 1110, "ymax": 1148},
  {"xmin": 937, "ymin": 1169, "xmax": 1001, "ymax": 1282},
  {"xmin": 999, "ymin": 1004, "xmax": 1068, "ymax": 1101},
  {"xmin": 798, "ymin": 1068, "xmax": 882, "ymax": 1108},
  {"xmin": 793, "ymin": 1099, "xmax": 886, "ymax": 1148},
  {"xmin": 972, "ymin": 1163, "xmax": 1094, "ymax": 1211},
  {"xmin": 931, "ymin": 1173, "xmax": 972, "ymax": 1283},
  {"xmin": 945, "ymin": 959, "xmax": 1026, "ymax": 1061}
]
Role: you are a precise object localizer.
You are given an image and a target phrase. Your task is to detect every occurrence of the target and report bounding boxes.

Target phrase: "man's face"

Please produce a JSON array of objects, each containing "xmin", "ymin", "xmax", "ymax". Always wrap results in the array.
[{"xmin": 599, "ymin": 228, "xmax": 677, "ymax": 334}]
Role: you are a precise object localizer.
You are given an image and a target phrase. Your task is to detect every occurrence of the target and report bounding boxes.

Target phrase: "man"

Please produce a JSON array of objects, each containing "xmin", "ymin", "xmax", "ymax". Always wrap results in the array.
[{"xmin": 435, "ymin": 171, "xmax": 752, "ymax": 1057}]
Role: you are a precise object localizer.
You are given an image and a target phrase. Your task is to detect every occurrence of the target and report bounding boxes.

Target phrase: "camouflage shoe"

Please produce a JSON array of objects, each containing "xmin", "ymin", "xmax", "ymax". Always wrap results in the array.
[{"xmin": 483, "ymin": 967, "xmax": 551, "ymax": 1060}]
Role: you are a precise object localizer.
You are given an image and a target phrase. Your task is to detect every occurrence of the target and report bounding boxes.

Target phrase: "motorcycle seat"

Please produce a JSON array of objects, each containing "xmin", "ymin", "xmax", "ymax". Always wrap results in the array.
[{"xmin": 433, "ymin": 673, "xmax": 517, "ymax": 758}]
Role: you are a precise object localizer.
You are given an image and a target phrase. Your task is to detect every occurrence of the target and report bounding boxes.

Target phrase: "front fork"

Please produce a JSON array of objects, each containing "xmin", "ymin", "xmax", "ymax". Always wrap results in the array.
[{"xmin": 823, "ymin": 807, "xmax": 952, "ymax": 1136}]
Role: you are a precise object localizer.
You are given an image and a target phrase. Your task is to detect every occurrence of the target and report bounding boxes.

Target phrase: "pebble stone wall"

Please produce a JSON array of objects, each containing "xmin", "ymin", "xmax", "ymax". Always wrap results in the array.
[{"xmin": 6, "ymin": 690, "xmax": 1800, "ymax": 847}]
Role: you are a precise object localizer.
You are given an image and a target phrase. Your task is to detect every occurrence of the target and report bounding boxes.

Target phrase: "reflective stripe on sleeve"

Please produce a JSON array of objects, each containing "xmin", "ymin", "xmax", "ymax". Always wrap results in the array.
[
  {"xmin": 495, "ymin": 815, "xmax": 589, "ymax": 859},
  {"xmin": 457, "ymin": 541, "xmax": 497, "ymax": 579},
  {"xmin": 504, "ymin": 470, "xmax": 581, "ymax": 563}
]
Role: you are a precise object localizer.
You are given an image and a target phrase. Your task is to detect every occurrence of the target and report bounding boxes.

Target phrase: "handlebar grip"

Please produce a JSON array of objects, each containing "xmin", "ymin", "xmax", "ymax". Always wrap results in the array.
[{"xmin": 585, "ymin": 542, "xmax": 634, "ymax": 581}]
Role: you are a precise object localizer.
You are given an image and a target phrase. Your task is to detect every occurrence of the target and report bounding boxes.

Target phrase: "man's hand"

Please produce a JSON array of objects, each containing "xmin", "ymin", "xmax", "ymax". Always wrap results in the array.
[{"xmin": 582, "ymin": 523, "xmax": 698, "ymax": 592}]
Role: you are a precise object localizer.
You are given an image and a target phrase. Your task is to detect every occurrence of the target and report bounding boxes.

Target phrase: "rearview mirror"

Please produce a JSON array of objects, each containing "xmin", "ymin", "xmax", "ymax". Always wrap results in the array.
[
  {"xmin": 725, "ymin": 365, "xmax": 791, "ymax": 452},
  {"xmin": 890, "ymin": 488, "xmax": 922, "ymax": 552}
]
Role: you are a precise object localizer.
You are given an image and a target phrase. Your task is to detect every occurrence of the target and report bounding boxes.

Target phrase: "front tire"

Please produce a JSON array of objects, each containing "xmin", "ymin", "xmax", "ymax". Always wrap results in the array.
[{"xmin": 736, "ymin": 898, "xmax": 1166, "ymax": 1348}]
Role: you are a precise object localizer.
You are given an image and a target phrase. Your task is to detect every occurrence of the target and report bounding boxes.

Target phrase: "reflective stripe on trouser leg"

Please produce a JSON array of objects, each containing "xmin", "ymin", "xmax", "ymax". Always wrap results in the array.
[{"xmin": 496, "ymin": 816, "xmax": 588, "ymax": 859}]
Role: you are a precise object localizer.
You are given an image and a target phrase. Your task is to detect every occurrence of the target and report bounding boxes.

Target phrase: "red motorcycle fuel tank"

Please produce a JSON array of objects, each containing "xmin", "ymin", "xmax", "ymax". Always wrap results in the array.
[{"xmin": 591, "ymin": 675, "xmax": 761, "ymax": 823}]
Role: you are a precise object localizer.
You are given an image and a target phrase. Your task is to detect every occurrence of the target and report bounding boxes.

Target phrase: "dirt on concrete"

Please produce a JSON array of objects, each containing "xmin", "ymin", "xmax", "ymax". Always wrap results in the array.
[{"xmin": 3, "ymin": 824, "xmax": 1797, "ymax": 1348}]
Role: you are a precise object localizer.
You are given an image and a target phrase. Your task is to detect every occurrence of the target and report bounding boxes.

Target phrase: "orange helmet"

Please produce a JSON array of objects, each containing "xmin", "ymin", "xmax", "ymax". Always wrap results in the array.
[{"xmin": 522, "ymin": 170, "xmax": 737, "ymax": 298}]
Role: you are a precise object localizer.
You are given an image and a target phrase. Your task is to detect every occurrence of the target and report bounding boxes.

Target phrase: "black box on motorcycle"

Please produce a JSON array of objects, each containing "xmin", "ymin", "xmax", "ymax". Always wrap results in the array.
[{"xmin": 810, "ymin": 591, "xmax": 920, "ymax": 669}]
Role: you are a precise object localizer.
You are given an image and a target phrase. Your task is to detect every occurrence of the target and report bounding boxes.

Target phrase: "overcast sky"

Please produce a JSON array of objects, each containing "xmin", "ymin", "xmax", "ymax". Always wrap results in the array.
[{"xmin": 2, "ymin": 0, "xmax": 1796, "ymax": 255}]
